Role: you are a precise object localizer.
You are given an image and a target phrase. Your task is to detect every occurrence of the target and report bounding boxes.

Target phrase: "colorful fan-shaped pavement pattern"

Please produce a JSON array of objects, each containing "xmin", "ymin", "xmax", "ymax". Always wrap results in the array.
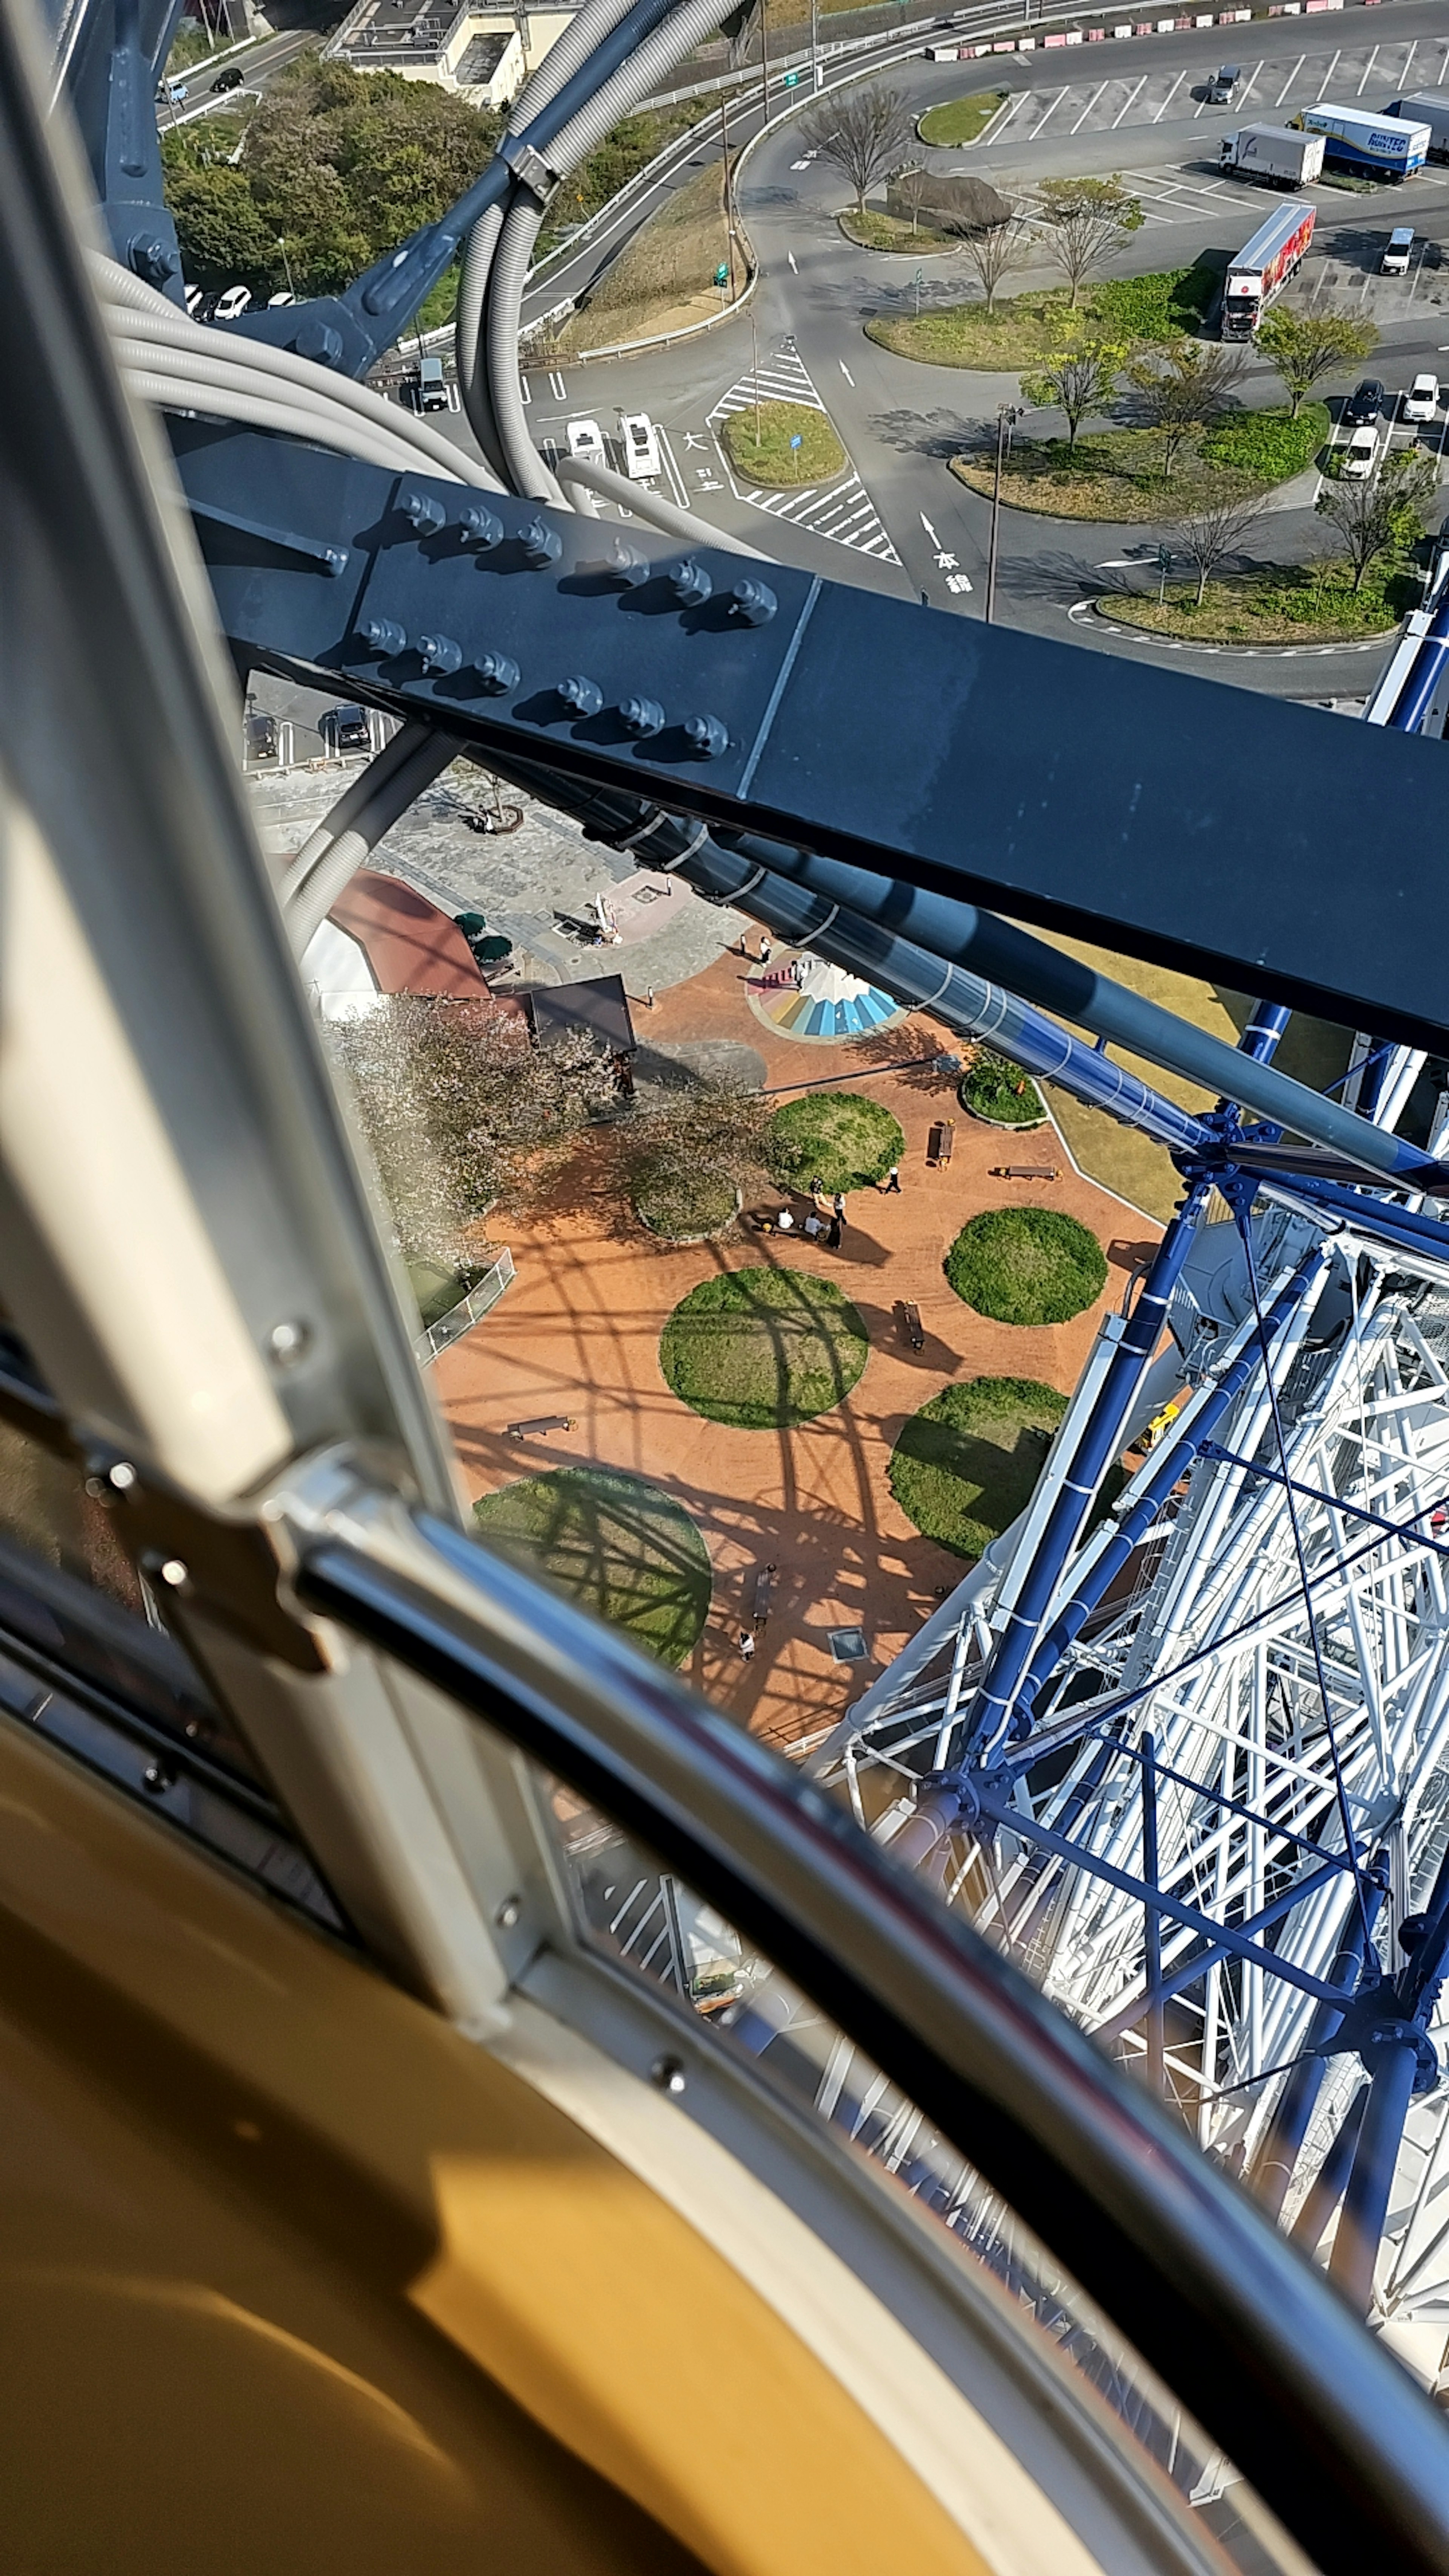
[{"xmin": 746, "ymin": 957, "xmax": 906, "ymax": 1045}]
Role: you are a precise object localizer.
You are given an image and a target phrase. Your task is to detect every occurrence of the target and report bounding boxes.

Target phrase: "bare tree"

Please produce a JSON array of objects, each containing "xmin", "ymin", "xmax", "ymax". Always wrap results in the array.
[
  {"xmin": 626, "ymin": 1079, "xmax": 771, "ymax": 1229},
  {"xmin": 953, "ymin": 195, "xmax": 1034, "ymax": 315},
  {"xmin": 1124, "ymin": 338, "xmax": 1246, "ymax": 481},
  {"xmin": 326, "ymin": 995, "xmax": 612, "ymax": 1263},
  {"xmin": 801, "ymin": 84, "xmax": 913, "ymax": 214},
  {"xmin": 1256, "ymin": 307, "xmax": 1379, "ymax": 418},
  {"xmin": 893, "ymin": 160, "xmax": 933, "ymax": 237},
  {"xmin": 1020, "ymin": 340, "xmax": 1125, "ymax": 454},
  {"xmin": 1172, "ymin": 489, "xmax": 1270, "ymax": 605},
  {"xmin": 1315, "ymin": 444, "xmax": 1440, "ymax": 591},
  {"xmin": 1035, "ymin": 175, "xmax": 1143, "ymax": 308}
]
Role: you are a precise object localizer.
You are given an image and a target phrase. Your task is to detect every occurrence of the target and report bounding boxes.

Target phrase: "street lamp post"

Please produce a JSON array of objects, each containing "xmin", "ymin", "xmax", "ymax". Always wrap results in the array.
[
  {"xmin": 985, "ymin": 402, "xmax": 1020, "ymax": 626},
  {"xmin": 810, "ymin": 0, "xmax": 821, "ymax": 90},
  {"xmin": 275, "ymin": 235, "xmax": 296, "ymax": 298}
]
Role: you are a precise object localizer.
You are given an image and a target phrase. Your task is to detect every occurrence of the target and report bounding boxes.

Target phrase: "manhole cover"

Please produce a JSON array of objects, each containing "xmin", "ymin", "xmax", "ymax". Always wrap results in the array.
[{"xmin": 828, "ymin": 1627, "xmax": 869, "ymax": 1663}]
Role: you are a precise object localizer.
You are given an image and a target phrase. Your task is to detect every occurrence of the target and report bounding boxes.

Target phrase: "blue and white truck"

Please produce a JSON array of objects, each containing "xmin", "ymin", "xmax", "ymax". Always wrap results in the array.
[
  {"xmin": 1386, "ymin": 92, "xmax": 1449, "ymax": 160},
  {"xmin": 1299, "ymin": 103, "xmax": 1430, "ymax": 180}
]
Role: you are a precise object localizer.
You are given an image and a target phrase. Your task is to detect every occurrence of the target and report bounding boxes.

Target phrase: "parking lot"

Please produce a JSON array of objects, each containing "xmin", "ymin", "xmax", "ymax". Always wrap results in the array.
[{"xmin": 975, "ymin": 31, "xmax": 1449, "ymax": 148}]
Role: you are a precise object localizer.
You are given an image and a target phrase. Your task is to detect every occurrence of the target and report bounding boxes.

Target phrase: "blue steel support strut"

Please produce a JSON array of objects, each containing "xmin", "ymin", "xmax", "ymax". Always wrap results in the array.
[{"xmin": 1252, "ymin": 1904, "xmax": 1381, "ymax": 2225}]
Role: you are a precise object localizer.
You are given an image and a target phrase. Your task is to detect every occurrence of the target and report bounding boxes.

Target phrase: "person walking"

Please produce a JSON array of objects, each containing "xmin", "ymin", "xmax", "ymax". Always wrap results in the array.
[
  {"xmin": 883, "ymin": 1164, "xmax": 901, "ymax": 1195},
  {"xmin": 758, "ymin": 934, "xmax": 772, "ymax": 966},
  {"xmin": 833, "ymin": 1191, "xmax": 846, "ymax": 1223},
  {"xmin": 738, "ymin": 1628, "xmax": 756, "ymax": 1662}
]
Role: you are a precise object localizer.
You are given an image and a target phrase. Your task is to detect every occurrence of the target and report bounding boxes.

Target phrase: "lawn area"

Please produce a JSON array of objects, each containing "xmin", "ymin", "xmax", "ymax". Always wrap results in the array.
[
  {"xmin": 950, "ymin": 404, "xmax": 1326, "ymax": 524},
  {"xmin": 473, "ymin": 1466, "xmax": 711, "ymax": 1667},
  {"xmin": 634, "ymin": 1160, "xmax": 739, "ymax": 1240},
  {"xmin": 549, "ymin": 154, "xmax": 732, "ymax": 357},
  {"xmin": 660, "ymin": 1267, "xmax": 869, "ymax": 1428},
  {"xmin": 838, "ymin": 208, "xmax": 955, "ymax": 253},
  {"xmin": 946, "ymin": 1206, "xmax": 1106, "ymax": 1327},
  {"xmin": 722, "ymin": 399, "xmax": 846, "ymax": 488},
  {"xmin": 917, "ymin": 87, "xmax": 1008, "ymax": 146},
  {"xmin": 1101, "ymin": 554, "xmax": 1413, "ymax": 645},
  {"xmin": 866, "ymin": 261, "xmax": 1217, "ymax": 372},
  {"xmin": 961, "ymin": 1049, "xmax": 1047, "ymax": 1128},
  {"xmin": 766, "ymin": 1092, "xmax": 904, "ymax": 1195},
  {"xmin": 889, "ymin": 1377, "xmax": 1067, "ymax": 1559}
]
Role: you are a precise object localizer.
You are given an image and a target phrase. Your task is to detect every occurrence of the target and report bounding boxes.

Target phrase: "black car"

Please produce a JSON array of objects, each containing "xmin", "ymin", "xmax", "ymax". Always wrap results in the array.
[
  {"xmin": 1207, "ymin": 62, "xmax": 1240, "ymax": 102},
  {"xmin": 323, "ymin": 704, "xmax": 372, "ymax": 754},
  {"xmin": 1344, "ymin": 378, "xmax": 1386, "ymax": 427},
  {"xmin": 244, "ymin": 709, "xmax": 278, "ymax": 763},
  {"xmin": 213, "ymin": 64, "xmax": 244, "ymax": 90}
]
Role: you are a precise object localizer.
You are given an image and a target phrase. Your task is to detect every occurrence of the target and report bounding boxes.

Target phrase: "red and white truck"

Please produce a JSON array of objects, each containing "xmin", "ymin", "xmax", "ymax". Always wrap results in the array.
[{"xmin": 1220, "ymin": 200, "xmax": 1316, "ymax": 339}]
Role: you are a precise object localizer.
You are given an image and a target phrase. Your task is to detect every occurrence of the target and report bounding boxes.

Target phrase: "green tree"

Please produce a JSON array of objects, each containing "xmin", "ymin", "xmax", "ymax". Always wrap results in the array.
[
  {"xmin": 1021, "ymin": 339, "xmax": 1125, "ymax": 454},
  {"xmin": 1124, "ymin": 337, "xmax": 1246, "ymax": 482},
  {"xmin": 159, "ymin": 160, "xmax": 276, "ymax": 289},
  {"xmin": 1315, "ymin": 445, "xmax": 1440, "ymax": 591},
  {"xmin": 1035, "ymin": 175, "xmax": 1143, "ymax": 308},
  {"xmin": 1256, "ymin": 307, "xmax": 1379, "ymax": 418}
]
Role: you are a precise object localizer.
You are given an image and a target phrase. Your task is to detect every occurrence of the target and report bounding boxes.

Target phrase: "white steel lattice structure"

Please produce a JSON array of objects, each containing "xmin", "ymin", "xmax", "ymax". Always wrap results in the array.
[{"xmin": 820, "ymin": 1200, "xmax": 1449, "ymax": 2384}]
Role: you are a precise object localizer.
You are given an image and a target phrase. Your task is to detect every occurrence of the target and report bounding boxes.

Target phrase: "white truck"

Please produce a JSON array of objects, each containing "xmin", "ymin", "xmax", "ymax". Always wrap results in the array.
[
  {"xmin": 1219, "ymin": 124, "xmax": 1326, "ymax": 186},
  {"xmin": 1386, "ymin": 91, "xmax": 1449, "ymax": 159}
]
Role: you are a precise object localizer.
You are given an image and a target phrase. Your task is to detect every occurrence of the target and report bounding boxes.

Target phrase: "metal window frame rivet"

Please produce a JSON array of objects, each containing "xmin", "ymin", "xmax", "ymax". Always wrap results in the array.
[{"xmin": 650, "ymin": 2055, "xmax": 687, "ymax": 2096}]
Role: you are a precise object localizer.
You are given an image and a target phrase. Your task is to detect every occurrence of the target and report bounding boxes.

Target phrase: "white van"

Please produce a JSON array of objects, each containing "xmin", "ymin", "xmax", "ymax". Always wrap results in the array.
[
  {"xmin": 617, "ymin": 411, "xmax": 661, "ymax": 481},
  {"xmin": 1383, "ymin": 226, "xmax": 1414, "ymax": 274},
  {"xmin": 213, "ymin": 284, "xmax": 252, "ymax": 321}
]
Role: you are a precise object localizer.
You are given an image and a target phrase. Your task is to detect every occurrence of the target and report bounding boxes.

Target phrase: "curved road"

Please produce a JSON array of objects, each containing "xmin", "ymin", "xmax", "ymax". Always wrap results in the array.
[{"xmin": 505, "ymin": 0, "xmax": 1449, "ymax": 701}]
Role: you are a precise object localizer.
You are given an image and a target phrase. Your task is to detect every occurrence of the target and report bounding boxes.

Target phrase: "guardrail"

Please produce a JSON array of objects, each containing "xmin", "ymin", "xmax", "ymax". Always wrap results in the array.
[{"xmin": 414, "ymin": 1248, "xmax": 517, "ymax": 1362}]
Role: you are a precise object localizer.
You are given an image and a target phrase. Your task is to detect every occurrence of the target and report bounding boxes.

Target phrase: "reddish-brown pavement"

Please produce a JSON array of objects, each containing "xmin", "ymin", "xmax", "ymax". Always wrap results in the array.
[{"xmin": 435, "ymin": 948, "xmax": 1160, "ymax": 1752}]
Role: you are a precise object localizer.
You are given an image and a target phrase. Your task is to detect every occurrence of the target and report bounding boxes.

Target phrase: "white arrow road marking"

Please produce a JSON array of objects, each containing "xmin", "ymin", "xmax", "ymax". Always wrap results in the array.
[
  {"xmin": 839, "ymin": 360, "xmax": 854, "ymax": 385},
  {"xmin": 920, "ymin": 511, "xmax": 940, "ymax": 545},
  {"xmin": 788, "ymin": 251, "xmax": 798, "ymax": 270}
]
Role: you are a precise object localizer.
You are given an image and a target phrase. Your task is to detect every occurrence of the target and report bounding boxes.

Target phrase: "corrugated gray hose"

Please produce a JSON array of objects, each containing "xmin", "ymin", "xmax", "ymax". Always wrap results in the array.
[{"xmin": 284, "ymin": 727, "xmax": 463, "ymax": 955}]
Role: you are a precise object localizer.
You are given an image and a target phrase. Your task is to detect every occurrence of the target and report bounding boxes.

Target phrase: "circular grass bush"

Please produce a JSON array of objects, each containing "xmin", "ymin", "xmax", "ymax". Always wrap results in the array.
[
  {"xmin": 960, "ymin": 1048, "xmax": 1047, "ymax": 1129},
  {"xmin": 945, "ymin": 1206, "xmax": 1106, "ymax": 1326},
  {"xmin": 634, "ymin": 1160, "xmax": 739, "ymax": 1242},
  {"xmin": 890, "ymin": 1377, "xmax": 1068, "ymax": 1559},
  {"xmin": 660, "ymin": 1266, "xmax": 869, "ymax": 1429},
  {"xmin": 765, "ymin": 1092, "xmax": 905, "ymax": 1197},
  {"xmin": 473, "ymin": 1466, "xmax": 710, "ymax": 1667},
  {"xmin": 722, "ymin": 400, "xmax": 846, "ymax": 488}
]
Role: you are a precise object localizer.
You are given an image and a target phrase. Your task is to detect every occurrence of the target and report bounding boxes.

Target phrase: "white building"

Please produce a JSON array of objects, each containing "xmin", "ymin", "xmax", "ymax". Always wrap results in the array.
[{"xmin": 323, "ymin": 0, "xmax": 583, "ymax": 108}]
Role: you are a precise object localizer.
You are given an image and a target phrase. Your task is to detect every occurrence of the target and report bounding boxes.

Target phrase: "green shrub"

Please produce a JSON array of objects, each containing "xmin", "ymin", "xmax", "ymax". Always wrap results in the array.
[
  {"xmin": 961, "ymin": 1049, "xmax": 1047, "ymax": 1127},
  {"xmin": 1200, "ymin": 401, "xmax": 1329, "ymax": 482},
  {"xmin": 945, "ymin": 1206, "xmax": 1106, "ymax": 1326},
  {"xmin": 766, "ymin": 1092, "xmax": 905, "ymax": 1195},
  {"xmin": 889, "ymin": 1377, "xmax": 1067, "ymax": 1558},
  {"xmin": 634, "ymin": 1161, "xmax": 738, "ymax": 1240},
  {"xmin": 660, "ymin": 1267, "xmax": 869, "ymax": 1428},
  {"xmin": 1093, "ymin": 261, "xmax": 1218, "ymax": 342},
  {"xmin": 474, "ymin": 1467, "xmax": 710, "ymax": 1666}
]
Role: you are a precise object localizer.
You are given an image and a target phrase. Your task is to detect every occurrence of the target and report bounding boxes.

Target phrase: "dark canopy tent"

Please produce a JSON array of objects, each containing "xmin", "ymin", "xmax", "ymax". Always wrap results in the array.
[{"xmin": 530, "ymin": 975, "xmax": 636, "ymax": 1056}]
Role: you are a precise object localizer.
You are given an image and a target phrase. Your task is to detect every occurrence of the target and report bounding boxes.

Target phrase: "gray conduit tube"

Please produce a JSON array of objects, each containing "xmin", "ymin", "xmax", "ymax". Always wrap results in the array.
[{"xmin": 283, "ymin": 721, "xmax": 437, "ymax": 891}]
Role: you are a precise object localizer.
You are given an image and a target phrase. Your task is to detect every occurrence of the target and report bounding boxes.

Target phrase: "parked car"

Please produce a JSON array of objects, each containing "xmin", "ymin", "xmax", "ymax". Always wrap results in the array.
[
  {"xmin": 266, "ymin": 290, "xmax": 295, "ymax": 308},
  {"xmin": 1343, "ymin": 378, "xmax": 1386, "ymax": 427},
  {"xmin": 1404, "ymin": 372, "xmax": 1441, "ymax": 422},
  {"xmin": 417, "ymin": 355, "xmax": 450, "ymax": 412},
  {"xmin": 566, "ymin": 417, "xmax": 606, "ymax": 466},
  {"xmin": 1207, "ymin": 63, "xmax": 1241, "ymax": 103},
  {"xmin": 1382, "ymin": 225, "xmax": 1415, "ymax": 274},
  {"xmin": 617, "ymin": 411, "xmax": 661, "ymax": 481},
  {"xmin": 322, "ymin": 704, "xmax": 372, "ymax": 754},
  {"xmin": 1341, "ymin": 424, "xmax": 1380, "ymax": 478},
  {"xmin": 244, "ymin": 710, "xmax": 279, "ymax": 763},
  {"xmin": 213, "ymin": 284, "xmax": 252, "ymax": 321},
  {"xmin": 213, "ymin": 65, "xmax": 244, "ymax": 90}
]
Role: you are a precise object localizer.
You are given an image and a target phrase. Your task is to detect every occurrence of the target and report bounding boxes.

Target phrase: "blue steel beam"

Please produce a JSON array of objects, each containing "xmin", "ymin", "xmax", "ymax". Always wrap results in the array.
[{"xmin": 171, "ymin": 424, "xmax": 1449, "ymax": 1128}]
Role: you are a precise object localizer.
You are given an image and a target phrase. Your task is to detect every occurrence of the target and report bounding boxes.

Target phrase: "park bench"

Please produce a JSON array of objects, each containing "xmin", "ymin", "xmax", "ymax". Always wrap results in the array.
[
  {"xmin": 928, "ymin": 1120, "xmax": 955, "ymax": 1167},
  {"xmin": 506, "ymin": 1413, "xmax": 577, "ymax": 1438},
  {"xmin": 992, "ymin": 1164, "xmax": 1060, "ymax": 1182}
]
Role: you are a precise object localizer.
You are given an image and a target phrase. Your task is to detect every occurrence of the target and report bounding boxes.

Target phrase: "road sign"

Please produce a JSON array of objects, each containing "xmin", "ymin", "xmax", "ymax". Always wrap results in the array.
[
  {"xmin": 790, "ymin": 434, "xmax": 803, "ymax": 449},
  {"xmin": 783, "ymin": 68, "xmax": 800, "ymax": 85},
  {"xmin": 714, "ymin": 263, "xmax": 729, "ymax": 287}
]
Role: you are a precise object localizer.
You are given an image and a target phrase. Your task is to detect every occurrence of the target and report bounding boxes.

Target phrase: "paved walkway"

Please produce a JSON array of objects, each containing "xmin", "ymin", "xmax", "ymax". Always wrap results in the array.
[{"xmin": 436, "ymin": 949, "xmax": 1160, "ymax": 1753}]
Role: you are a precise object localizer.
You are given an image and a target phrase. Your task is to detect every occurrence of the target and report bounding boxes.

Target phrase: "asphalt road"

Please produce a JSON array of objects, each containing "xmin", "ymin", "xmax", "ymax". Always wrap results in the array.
[{"xmin": 492, "ymin": 0, "xmax": 1449, "ymax": 701}]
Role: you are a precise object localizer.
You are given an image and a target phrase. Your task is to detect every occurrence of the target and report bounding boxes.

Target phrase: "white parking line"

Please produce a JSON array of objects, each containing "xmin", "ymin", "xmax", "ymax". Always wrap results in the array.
[
  {"xmin": 1112, "ymin": 74, "xmax": 1147, "ymax": 127},
  {"xmin": 1397, "ymin": 37, "xmax": 1417, "ymax": 89},
  {"xmin": 1234, "ymin": 58, "xmax": 1264, "ymax": 109},
  {"xmin": 1152, "ymin": 69, "xmax": 1186, "ymax": 121},
  {"xmin": 1274, "ymin": 54, "xmax": 1304, "ymax": 106},
  {"xmin": 994, "ymin": 89, "xmax": 1029, "ymax": 132},
  {"xmin": 1028, "ymin": 86, "xmax": 1072, "ymax": 133},
  {"xmin": 1320, "ymin": 46, "xmax": 1341, "ymax": 94},
  {"xmin": 1071, "ymin": 82, "xmax": 1108, "ymax": 134},
  {"xmin": 1355, "ymin": 43, "xmax": 1378, "ymax": 94}
]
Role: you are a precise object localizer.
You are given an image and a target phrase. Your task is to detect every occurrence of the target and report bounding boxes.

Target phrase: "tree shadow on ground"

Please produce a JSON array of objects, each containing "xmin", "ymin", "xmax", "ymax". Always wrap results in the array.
[
  {"xmin": 997, "ymin": 543, "xmax": 1163, "ymax": 605},
  {"xmin": 867, "ymin": 404, "xmax": 986, "ymax": 461}
]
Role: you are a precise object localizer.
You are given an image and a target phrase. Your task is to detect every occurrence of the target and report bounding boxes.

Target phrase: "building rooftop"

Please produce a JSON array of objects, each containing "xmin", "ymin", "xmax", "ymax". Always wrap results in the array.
[
  {"xmin": 454, "ymin": 30, "xmax": 511, "ymax": 84},
  {"xmin": 334, "ymin": 0, "xmax": 466, "ymax": 63}
]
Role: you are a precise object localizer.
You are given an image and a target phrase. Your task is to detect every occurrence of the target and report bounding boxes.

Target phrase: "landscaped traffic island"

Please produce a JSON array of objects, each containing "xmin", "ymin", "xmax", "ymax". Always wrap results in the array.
[
  {"xmin": 721, "ymin": 400, "xmax": 846, "ymax": 487},
  {"xmin": 660, "ymin": 1266, "xmax": 870, "ymax": 1428},
  {"xmin": 473, "ymin": 1466, "xmax": 712, "ymax": 1666},
  {"xmin": 766, "ymin": 1091, "xmax": 905, "ymax": 1195},
  {"xmin": 889, "ymin": 1376, "xmax": 1068, "ymax": 1558},
  {"xmin": 1100, "ymin": 555, "xmax": 1409, "ymax": 644},
  {"xmin": 916, "ymin": 87, "xmax": 1009, "ymax": 146},
  {"xmin": 951, "ymin": 403, "xmax": 1326, "ymax": 524},
  {"xmin": 867, "ymin": 264, "xmax": 1216, "ymax": 373},
  {"xmin": 945, "ymin": 1206, "xmax": 1106, "ymax": 1326}
]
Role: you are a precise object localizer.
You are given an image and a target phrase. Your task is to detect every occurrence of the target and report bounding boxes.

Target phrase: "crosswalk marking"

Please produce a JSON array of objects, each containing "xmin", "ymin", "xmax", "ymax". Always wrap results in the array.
[{"xmin": 707, "ymin": 342, "xmax": 900, "ymax": 565}]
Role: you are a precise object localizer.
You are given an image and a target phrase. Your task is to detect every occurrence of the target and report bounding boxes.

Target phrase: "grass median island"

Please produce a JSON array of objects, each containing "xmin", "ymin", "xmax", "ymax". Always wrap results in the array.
[
  {"xmin": 1102, "ymin": 554, "xmax": 1412, "ymax": 644},
  {"xmin": 839, "ymin": 208, "xmax": 955, "ymax": 253},
  {"xmin": 722, "ymin": 400, "xmax": 846, "ymax": 488},
  {"xmin": 917, "ymin": 87, "xmax": 1009, "ymax": 146},
  {"xmin": 473, "ymin": 1467, "xmax": 711, "ymax": 1666},
  {"xmin": 889, "ymin": 1376, "xmax": 1068, "ymax": 1559},
  {"xmin": 867, "ymin": 262, "xmax": 1217, "ymax": 373},
  {"xmin": 765, "ymin": 1092, "xmax": 904, "ymax": 1194},
  {"xmin": 660, "ymin": 1267, "xmax": 869, "ymax": 1429},
  {"xmin": 946, "ymin": 1206, "xmax": 1106, "ymax": 1327},
  {"xmin": 950, "ymin": 403, "xmax": 1326, "ymax": 524}
]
